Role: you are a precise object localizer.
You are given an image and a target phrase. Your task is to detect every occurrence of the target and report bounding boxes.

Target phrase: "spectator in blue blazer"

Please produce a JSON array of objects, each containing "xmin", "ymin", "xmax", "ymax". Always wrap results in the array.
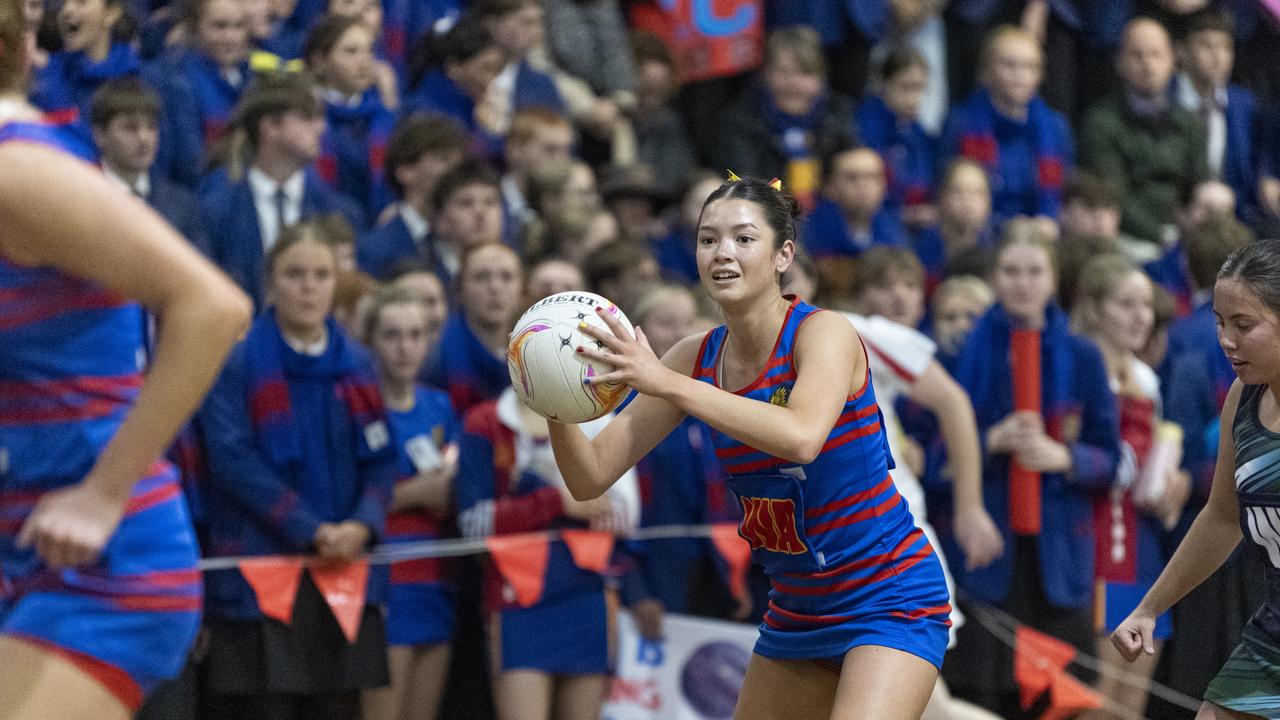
[
  {"xmin": 324, "ymin": 0, "xmax": 400, "ymax": 110},
  {"xmin": 32, "ymin": 0, "xmax": 141, "ymax": 120},
  {"xmin": 149, "ymin": 0, "xmax": 253, "ymax": 188},
  {"xmin": 472, "ymin": 0, "xmax": 566, "ymax": 117},
  {"xmin": 198, "ymin": 220, "xmax": 396, "ymax": 719},
  {"xmin": 306, "ymin": 15, "xmax": 398, "ymax": 219},
  {"xmin": 357, "ymin": 113, "xmax": 467, "ymax": 280},
  {"xmin": 1173, "ymin": 9, "xmax": 1263, "ymax": 223},
  {"xmin": 913, "ymin": 158, "xmax": 995, "ymax": 294},
  {"xmin": 403, "ymin": 18, "xmax": 506, "ymax": 157},
  {"xmin": 201, "ymin": 72, "xmax": 366, "ymax": 309},
  {"xmin": 90, "ymin": 78, "xmax": 207, "ymax": 251},
  {"xmin": 943, "ymin": 218, "xmax": 1120, "ymax": 716},
  {"xmin": 857, "ymin": 47, "xmax": 938, "ymax": 228},
  {"xmin": 802, "ymin": 144, "xmax": 909, "ymax": 309}
]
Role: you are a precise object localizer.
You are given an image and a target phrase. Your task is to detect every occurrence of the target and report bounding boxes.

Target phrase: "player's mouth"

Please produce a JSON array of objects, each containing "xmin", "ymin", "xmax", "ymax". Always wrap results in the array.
[{"xmin": 710, "ymin": 270, "xmax": 740, "ymax": 283}]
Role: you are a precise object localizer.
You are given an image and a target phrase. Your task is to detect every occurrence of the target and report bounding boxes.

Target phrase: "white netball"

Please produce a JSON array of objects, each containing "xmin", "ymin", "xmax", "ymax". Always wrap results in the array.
[{"xmin": 507, "ymin": 291, "xmax": 634, "ymax": 423}]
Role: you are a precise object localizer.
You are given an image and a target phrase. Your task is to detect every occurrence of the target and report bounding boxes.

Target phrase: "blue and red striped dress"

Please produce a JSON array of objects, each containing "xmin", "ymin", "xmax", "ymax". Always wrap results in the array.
[
  {"xmin": 691, "ymin": 296, "xmax": 951, "ymax": 667},
  {"xmin": 0, "ymin": 120, "xmax": 201, "ymax": 711}
]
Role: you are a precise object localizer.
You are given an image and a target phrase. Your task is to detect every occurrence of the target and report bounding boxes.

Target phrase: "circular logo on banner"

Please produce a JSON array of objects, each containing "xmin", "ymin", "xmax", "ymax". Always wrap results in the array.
[{"xmin": 680, "ymin": 641, "xmax": 750, "ymax": 719}]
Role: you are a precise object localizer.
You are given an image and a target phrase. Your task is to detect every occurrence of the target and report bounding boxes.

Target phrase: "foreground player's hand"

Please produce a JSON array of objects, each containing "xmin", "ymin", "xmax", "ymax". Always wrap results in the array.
[
  {"xmin": 1111, "ymin": 613, "xmax": 1156, "ymax": 661},
  {"xmin": 577, "ymin": 307, "xmax": 671, "ymax": 397},
  {"xmin": 954, "ymin": 505, "xmax": 1004, "ymax": 570},
  {"xmin": 16, "ymin": 482, "xmax": 128, "ymax": 569}
]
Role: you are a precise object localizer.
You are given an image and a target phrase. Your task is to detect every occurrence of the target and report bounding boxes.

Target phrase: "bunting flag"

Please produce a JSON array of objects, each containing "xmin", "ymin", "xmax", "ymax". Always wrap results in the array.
[
  {"xmin": 310, "ymin": 560, "xmax": 371, "ymax": 644},
  {"xmin": 710, "ymin": 522, "xmax": 751, "ymax": 600},
  {"xmin": 1041, "ymin": 667, "xmax": 1105, "ymax": 720},
  {"xmin": 561, "ymin": 529, "xmax": 615, "ymax": 573},
  {"xmin": 239, "ymin": 557, "xmax": 305, "ymax": 625},
  {"xmin": 1010, "ymin": 328, "xmax": 1043, "ymax": 534},
  {"xmin": 485, "ymin": 534, "xmax": 550, "ymax": 607},
  {"xmin": 1014, "ymin": 625, "xmax": 1077, "ymax": 710}
]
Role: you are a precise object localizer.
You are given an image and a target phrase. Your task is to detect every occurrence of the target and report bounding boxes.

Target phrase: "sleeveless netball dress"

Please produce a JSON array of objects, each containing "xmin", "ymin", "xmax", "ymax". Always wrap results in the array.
[
  {"xmin": 0, "ymin": 121, "xmax": 201, "ymax": 712},
  {"xmin": 1204, "ymin": 383, "xmax": 1280, "ymax": 717},
  {"xmin": 691, "ymin": 296, "xmax": 952, "ymax": 667}
]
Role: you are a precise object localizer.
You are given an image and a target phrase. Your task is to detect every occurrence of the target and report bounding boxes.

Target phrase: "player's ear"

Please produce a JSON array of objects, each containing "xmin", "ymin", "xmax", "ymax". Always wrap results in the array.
[{"xmin": 775, "ymin": 238, "xmax": 795, "ymax": 276}]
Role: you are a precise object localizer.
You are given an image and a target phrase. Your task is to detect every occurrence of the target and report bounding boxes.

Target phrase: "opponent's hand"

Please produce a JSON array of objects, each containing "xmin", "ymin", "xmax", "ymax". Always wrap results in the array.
[
  {"xmin": 954, "ymin": 504, "xmax": 1004, "ymax": 571},
  {"xmin": 576, "ymin": 306, "xmax": 673, "ymax": 398},
  {"xmin": 16, "ymin": 482, "xmax": 129, "ymax": 569},
  {"xmin": 1111, "ymin": 613, "xmax": 1157, "ymax": 661}
]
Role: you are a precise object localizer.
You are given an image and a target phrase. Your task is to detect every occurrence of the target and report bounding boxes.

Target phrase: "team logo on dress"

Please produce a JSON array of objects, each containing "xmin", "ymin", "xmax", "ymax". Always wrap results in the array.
[
  {"xmin": 738, "ymin": 497, "xmax": 808, "ymax": 554},
  {"xmin": 769, "ymin": 386, "xmax": 790, "ymax": 407}
]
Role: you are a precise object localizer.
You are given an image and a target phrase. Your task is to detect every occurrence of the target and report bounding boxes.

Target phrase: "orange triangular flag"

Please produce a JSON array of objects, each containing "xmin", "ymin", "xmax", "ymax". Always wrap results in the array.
[
  {"xmin": 562, "ymin": 529, "xmax": 614, "ymax": 573},
  {"xmin": 710, "ymin": 523, "xmax": 751, "ymax": 600},
  {"xmin": 310, "ymin": 560, "xmax": 370, "ymax": 644},
  {"xmin": 240, "ymin": 557, "xmax": 304, "ymax": 625},
  {"xmin": 1014, "ymin": 625, "xmax": 1077, "ymax": 710},
  {"xmin": 486, "ymin": 534, "xmax": 549, "ymax": 607},
  {"xmin": 1041, "ymin": 668, "xmax": 1104, "ymax": 720}
]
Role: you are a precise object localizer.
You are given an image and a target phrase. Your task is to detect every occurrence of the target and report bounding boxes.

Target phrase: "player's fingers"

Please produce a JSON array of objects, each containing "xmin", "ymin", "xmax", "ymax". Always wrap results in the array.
[
  {"xmin": 575, "ymin": 346, "xmax": 617, "ymax": 365},
  {"xmin": 634, "ymin": 325, "xmax": 653, "ymax": 352},
  {"xmin": 577, "ymin": 321, "xmax": 626, "ymax": 351},
  {"xmin": 585, "ymin": 371, "xmax": 626, "ymax": 386},
  {"xmin": 593, "ymin": 306, "xmax": 633, "ymax": 340}
]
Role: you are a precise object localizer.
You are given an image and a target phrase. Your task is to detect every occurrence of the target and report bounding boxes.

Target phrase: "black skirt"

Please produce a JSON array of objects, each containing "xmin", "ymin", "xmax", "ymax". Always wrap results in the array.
[{"xmin": 204, "ymin": 570, "xmax": 389, "ymax": 696}]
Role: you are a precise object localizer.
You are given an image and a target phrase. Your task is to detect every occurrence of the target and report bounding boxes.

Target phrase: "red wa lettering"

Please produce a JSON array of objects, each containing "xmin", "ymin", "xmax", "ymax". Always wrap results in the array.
[{"xmin": 738, "ymin": 497, "xmax": 808, "ymax": 555}]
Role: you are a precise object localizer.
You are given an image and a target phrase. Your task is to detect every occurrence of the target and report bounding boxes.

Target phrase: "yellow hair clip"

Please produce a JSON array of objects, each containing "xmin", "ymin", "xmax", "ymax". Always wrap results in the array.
[
  {"xmin": 725, "ymin": 169, "xmax": 741, "ymax": 182},
  {"xmin": 249, "ymin": 51, "xmax": 305, "ymax": 74},
  {"xmin": 768, "ymin": 177, "xmax": 783, "ymax": 191}
]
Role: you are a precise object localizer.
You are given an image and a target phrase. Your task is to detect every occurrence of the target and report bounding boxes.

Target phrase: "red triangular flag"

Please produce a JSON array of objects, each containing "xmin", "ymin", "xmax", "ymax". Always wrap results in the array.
[
  {"xmin": 486, "ymin": 534, "xmax": 549, "ymax": 607},
  {"xmin": 1014, "ymin": 625, "xmax": 1077, "ymax": 710},
  {"xmin": 1040, "ymin": 668, "xmax": 1104, "ymax": 720},
  {"xmin": 240, "ymin": 557, "xmax": 304, "ymax": 625},
  {"xmin": 562, "ymin": 529, "xmax": 614, "ymax": 573},
  {"xmin": 710, "ymin": 523, "xmax": 751, "ymax": 600},
  {"xmin": 310, "ymin": 560, "xmax": 370, "ymax": 644}
]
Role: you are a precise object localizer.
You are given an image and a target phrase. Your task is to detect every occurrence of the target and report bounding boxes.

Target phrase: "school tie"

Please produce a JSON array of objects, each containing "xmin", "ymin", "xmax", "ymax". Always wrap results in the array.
[{"xmin": 274, "ymin": 187, "xmax": 289, "ymax": 241}]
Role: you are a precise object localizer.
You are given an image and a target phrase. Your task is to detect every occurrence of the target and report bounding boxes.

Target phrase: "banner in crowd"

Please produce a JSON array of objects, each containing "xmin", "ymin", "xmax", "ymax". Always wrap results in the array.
[{"xmin": 604, "ymin": 611, "xmax": 758, "ymax": 720}]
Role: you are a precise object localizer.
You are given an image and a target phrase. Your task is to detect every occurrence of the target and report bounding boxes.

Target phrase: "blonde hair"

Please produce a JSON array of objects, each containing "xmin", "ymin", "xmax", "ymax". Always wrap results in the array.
[
  {"xmin": 980, "ymin": 24, "xmax": 1043, "ymax": 79},
  {"xmin": 932, "ymin": 275, "xmax": 994, "ymax": 314},
  {"xmin": 632, "ymin": 283, "xmax": 695, "ymax": 325},
  {"xmin": 995, "ymin": 216, "xmax": 1057, "ymax": 274},
  {"xmin": 1073, "ymin": 254, "xmax": 1146, "ymax": 334},
  {"xmin": 765, "ymin": 25, "xmax": 825, "ymax": 78}
]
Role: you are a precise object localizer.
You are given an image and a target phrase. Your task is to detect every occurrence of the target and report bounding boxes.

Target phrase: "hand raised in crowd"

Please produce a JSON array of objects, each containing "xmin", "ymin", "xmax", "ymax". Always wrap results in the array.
[
  {"xmin": 315, "ymin": 520, "xmax": 372, "ymax": 561},
  {"xmin": 1014, "ymin": 433, "xmax": 1072, "ymax": 473},
  {"xmin": 986, "ymin": 411, "xmax": 1040, "ymax": 454}
]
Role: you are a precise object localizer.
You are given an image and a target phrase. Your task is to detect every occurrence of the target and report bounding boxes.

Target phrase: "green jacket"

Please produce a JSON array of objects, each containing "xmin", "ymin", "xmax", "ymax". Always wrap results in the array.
[{"xmin": 1080, "ymin": 95, "xmax": 1208, "ymax": 244}]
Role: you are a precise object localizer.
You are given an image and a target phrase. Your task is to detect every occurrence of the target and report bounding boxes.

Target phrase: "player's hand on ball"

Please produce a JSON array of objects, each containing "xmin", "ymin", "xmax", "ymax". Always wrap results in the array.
[
  {"xmin": 17, "ymin": 481, "xmax": 128, "ymax": 569},
  {"xmin": 1111, "ymin": 613, "xmax": 1157, "ymax": 661},
  {"xmin": 576, "ymin": 306, "xmax": 670, "ymax": 396}
]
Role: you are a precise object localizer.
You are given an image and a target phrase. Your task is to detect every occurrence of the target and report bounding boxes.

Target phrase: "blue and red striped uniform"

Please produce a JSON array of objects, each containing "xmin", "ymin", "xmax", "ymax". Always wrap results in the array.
[
  {"xmin": 381, "ymin": 385, "xmax": 458, "ymax": 647},
  {"xmin": 0, "ymin": 121, "xmax": 201, "ymax": 711},
  {"xmin": 691, "ymin": 296, "xmax": 951, "ymax": 667}
]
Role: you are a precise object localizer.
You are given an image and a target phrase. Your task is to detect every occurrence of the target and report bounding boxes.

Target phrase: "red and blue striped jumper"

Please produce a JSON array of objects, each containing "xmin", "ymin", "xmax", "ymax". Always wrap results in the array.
[
  {"xmin": 0, "ymin": 120, "xmax": 201, "ymax": 712},
  {"xmin": 691, "ymin": 296, "xmax": 952, "ymax": 667}
]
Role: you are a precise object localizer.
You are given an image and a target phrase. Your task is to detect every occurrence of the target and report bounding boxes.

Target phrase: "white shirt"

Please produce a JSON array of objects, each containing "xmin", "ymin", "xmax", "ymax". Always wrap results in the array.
[
  {"xmin": 103, "ymin": 165, "xmax": 150, "ymax": 199},
  {"xmin": 248, "ymin": 167, "xmax": 305, "ymax": 252},
  {"xmin": 1176, "ymin": 73, "xmax": 1227, "ymax": 178},
  {"xmin": 399, "ymin": 203, "xmax": 430, "ymax": 247}
]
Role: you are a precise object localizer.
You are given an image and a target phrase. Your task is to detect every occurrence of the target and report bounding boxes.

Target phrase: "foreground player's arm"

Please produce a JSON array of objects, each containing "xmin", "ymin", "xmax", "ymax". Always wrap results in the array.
[
  {"xmin": 0, "ymin": 143, "xmax": 251, "ymax": 566},
  {"xmin": 909, "ymin": 361, "xmax": 1003, "ymax": 570},
  {"xmin": 1113, "ymin": 380, "xmax": 1245, "ymax": 660},
  {"xmin": 567, "ymin": 309, "xmax": 858, "ymax": 501}
]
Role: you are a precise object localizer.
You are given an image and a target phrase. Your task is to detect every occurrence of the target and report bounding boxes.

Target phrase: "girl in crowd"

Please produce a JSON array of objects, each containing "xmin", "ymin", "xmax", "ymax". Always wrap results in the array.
[
  {"xmin": 946, "ymin": 218, "xmax": 1120, "ymax": 717},
  {"xmin": 32, "ymin": 0, "xmax": 140, "ymax": 117},
  {"xmin": 940, "ymin": 26, "xmax": 1073, "ymax": 226},
  {"xmin": 404, "ymin": 18, "xmax": 505, "ymax": 157},
  {"xmin": 151, "ymin": 0, "xmax": 251, "ymax": 187},
  {"xmin": 199, "ymin": 220, "xmax": 397, "ymax": 720},
  {"xmin": 930, "ymin": 275, "xmax": 994, "ymax": 367},
  {"xmin": 455, "ymin": 311, "xmax": 637, "ymax": 720},
  {"xmin": 1113, "ymin": 239, "xmax": 1280, "ymax": 719},
  {"xmin": 552, "ymin": 177, "xmax": 952, "ymax": 719},
  {"xmin": 1071, "ymin": 255, "xmax": 1189, "ymax": 719},
  {"xmin": 306, "ymin": 14, "xmax": 396, "ymax": 219},
  {"xmin": 361, "ymin": 286, "xmax": 459, "ymax": 720},
  {"xmin": 425, "ymin": 243, "xmax": 522, "ymax": 414},
  {"xmin": 913, "ymin": 159, "xmax": 996, "ymax": 292},
  {"xmin": 0, "ymin": 0, "xmax": 250, "ymax": 711},
  {"xmin": 855, "ymin": 46, "xmax": 937, "ymax": 228},
  {"xmin": 716, "ymin": 27, "xmax": 854, "ymax": 210}
]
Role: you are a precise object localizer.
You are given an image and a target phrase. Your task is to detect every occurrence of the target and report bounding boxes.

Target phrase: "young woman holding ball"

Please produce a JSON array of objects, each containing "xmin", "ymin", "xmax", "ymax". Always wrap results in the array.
[{"xmin": 548, "ymin": 176, "xmax": 950, "ymax": 720}]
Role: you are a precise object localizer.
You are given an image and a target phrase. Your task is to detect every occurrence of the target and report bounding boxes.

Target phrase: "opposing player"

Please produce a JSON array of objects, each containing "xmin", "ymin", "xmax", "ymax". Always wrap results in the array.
[
  {"xmin": 1113, "ymin": 240, "xmax": 1280, "ymax": 718},
  {"xmin": 549, "ymin": 176, "xmax": 951, "ymax": 720},
  {"xmin": 0, "ymin": 0, "xmax": 252, "ymax": 716}
]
